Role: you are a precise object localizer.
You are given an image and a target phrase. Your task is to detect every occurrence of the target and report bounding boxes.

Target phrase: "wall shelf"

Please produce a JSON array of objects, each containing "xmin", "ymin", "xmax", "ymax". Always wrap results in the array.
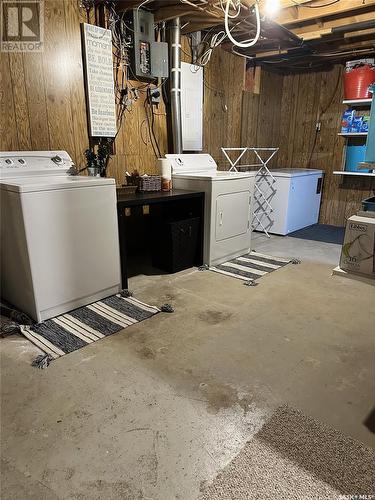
[
  {"xmin": 342, "ymin": 98, "xmax": 372, "ymax": 106},
  {"xmin": 339, "ymin": 96, "xmax": 372, "ymax": 173},
  {"xmin": 338, "ymin": 132, "xmax": 368, "ymax": 137},
  {"xmin": 333, "ymin": 171, "xmax": 375, "ymax": 177}
]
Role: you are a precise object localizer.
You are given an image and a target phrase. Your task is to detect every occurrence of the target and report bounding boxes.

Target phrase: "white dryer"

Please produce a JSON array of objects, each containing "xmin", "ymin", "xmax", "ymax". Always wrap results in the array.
[
  {"xmin": 166, "ymin": 154, "xmax": 255, "ymax": 266},
  {"xmin": 0, "ymin": 151, "xmax": 121, "ymax": 322}
]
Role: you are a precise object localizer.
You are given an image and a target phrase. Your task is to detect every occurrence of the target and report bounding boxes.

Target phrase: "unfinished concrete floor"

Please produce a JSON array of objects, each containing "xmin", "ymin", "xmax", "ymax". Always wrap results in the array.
[{"xmin": 1, "ymin": 233, "xmax": 375, "ymax": 500}]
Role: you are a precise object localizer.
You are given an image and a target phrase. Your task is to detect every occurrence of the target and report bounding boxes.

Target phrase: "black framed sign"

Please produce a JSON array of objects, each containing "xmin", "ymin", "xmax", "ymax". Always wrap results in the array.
[{"xmin": 82, "ymin": 23, "xmax": 117, "ymax": 138}]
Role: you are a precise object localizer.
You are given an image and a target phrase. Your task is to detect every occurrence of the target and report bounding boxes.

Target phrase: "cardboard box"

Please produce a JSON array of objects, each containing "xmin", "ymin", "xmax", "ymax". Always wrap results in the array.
[{"xmin": 340, "ymin": 215, "xmax": 375, "ymax": 278}]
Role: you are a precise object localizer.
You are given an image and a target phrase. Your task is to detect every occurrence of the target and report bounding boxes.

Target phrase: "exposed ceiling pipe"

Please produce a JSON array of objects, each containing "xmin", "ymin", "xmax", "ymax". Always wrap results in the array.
[
  {"xmin": 167, "ymin": 17, "xmax": 183, "ymax": 154},
  {"xmin": 252, "ymin": 46, "xmax": 375, "ymax": 65},
  {"xmin": 273, "ymin": 22, "xmax": 307, "ymax": 46},
  {"xmin": 332, "ymin": 19, "xmax": 375, "ymax": 34}
]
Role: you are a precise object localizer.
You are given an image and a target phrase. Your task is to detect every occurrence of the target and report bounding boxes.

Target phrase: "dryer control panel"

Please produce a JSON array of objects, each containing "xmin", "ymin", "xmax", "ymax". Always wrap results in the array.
[{"xmin": 165, "ymin": 154, "xmax": 217, "ymax": 174}]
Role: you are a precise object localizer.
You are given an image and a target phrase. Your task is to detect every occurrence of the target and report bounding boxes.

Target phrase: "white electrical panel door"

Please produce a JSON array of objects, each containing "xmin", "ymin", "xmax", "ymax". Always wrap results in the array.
[
  {"xmin": 181, "ymin": 62, "xmax": 203, "ymax": 151},
  {"xmin": 215, "ymin": 191, "xmax": 250, "ymax": 242}
]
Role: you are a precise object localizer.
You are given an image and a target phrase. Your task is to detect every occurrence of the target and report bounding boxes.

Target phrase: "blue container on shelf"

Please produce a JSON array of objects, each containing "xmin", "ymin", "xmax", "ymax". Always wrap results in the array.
[{"xmin": 345, "ymin": 144, "xmax": 369, "ymax": 172}]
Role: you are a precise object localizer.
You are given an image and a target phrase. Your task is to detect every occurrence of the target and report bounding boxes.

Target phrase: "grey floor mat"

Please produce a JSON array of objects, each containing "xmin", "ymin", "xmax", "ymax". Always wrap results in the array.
[{"xmin": 288, "ymin": 224, "xmax": 345, "ymax": 245}]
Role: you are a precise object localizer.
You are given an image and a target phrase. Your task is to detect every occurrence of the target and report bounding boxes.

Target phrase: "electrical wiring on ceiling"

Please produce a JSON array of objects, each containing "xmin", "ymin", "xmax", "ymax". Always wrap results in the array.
[
  {"xmin": 182, "ymin": 0, "xmax": 261, "ymax": 66},
  {"xmin": 191, "ymin": 13, "xmax": 254, "ymax": 67},
  {"xmin": 231, "ymin": 46, "xmax": 254, "ymax": 59},
  {"xmin": 224, "ymin": 0, "xmax": 261, "ymax": 48},
  {"xmin": 137, "ymin": 0, "xmax": 153, "ymax": 12},
  {"xmin": 196, "ymin": 30, "xmax": 227, "ymax": 66},
  {"xmin": 221, "ymin": 0, "xmax": 241, "ymax": 18}
]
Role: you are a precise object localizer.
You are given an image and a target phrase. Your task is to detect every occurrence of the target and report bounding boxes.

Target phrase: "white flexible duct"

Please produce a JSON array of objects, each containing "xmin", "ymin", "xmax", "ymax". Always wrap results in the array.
[{"xmin": 224, "ymin": 0, "xmax": 261, "ymax": 48}]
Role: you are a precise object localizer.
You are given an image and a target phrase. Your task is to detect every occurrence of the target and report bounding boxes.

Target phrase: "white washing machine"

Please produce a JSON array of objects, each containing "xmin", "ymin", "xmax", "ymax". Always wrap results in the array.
[
  {"xmin": 166, "ymin": 154, "xmax": 256, "ymax": 266},
  {"xmin": 0, "ymin": 151, "xmax": 121, "ymax": 322}
]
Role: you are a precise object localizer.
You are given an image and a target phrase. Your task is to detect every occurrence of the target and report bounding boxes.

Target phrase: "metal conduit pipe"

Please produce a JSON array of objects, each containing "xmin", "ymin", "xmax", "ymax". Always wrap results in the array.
[{"xmin": 167, "ymin": 17, "xmax": 183, "ymax": 154}]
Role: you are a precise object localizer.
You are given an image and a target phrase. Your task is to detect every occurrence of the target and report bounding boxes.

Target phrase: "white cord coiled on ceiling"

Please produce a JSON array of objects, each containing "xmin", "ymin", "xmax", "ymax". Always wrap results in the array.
[{"xmin": 224, "ymin": 0, "xmax": 261, "ymax": 48}]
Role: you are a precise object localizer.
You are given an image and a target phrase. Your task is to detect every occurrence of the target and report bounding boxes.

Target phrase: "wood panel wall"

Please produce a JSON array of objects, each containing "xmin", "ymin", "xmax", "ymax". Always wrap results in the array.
[
  {"xmin": 1, "ymin": 2, "xmax": 90, "ymax": 164},
  {"xmin": 202, "ymin": 45, "xmax": 245, "ymax": 164},
  {"xmin": 241, "ymin": 65, "xmax": 375, "ymax": 226},
  {"xmin": 1, "ymin": 2, "xmax": 373, "ymax": 227},
  {"xmin": 241, "ymin": 70, "xmax": 283, "ymax": 169}
]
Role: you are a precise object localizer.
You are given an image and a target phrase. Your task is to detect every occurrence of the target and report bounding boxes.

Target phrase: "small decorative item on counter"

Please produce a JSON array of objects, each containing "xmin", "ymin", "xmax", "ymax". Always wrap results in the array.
[
  {"xmin": 124, "ymin": 170, "xmax": 140, "ymax": 186},
  {"xmin": 97, "ymin": 140, "xmax": 112, "ymax": 177},
  {"xmin": 85, "ymin": 149, "xmax": 99, "ymax": 176},
  {"xmin": 116, "ymin": 172, "xmax": 137, "ymax": 195},
  {"xmin": 157, "ymin": 158, "xmax": 172, "ymax": 192},
  {"xmin": 84, "ymin": 139, "xmax": 112, "ymax": 177},
  {"xmin": 341, "ymin": 109, "xmax": 355, "ymax": 133},
  {"xmin": 123, "ymin": 170, "xmax": 162, "ymax": 192},
  {"xmin": 137, "ymin": 174, "xmax": 162, "ymax": 192}
]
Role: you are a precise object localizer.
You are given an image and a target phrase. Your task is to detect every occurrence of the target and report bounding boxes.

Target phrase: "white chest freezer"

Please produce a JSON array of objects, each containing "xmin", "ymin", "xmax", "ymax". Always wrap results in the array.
[{"xmin": 253, "ymin": 168, "xmax": 324, "ymax": 236}]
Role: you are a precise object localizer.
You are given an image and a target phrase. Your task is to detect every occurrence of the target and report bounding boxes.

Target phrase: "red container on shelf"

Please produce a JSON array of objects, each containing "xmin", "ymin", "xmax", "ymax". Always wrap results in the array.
[{"xmin": 344, "ymin": 59, "xmax": 375, "ymax": 100}]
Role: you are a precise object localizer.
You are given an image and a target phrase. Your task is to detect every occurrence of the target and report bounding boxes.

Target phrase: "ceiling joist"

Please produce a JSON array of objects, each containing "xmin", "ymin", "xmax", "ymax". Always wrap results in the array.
[{"xmin": 269, "ymin": 0, "xmax": 375, "ymax": 26}]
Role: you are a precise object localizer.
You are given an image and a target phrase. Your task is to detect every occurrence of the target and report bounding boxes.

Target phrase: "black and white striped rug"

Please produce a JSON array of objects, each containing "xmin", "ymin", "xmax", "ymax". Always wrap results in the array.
[
  {"xmin": 21, "ymin": 294, "xmax": 160, "ymax": 363},
  {"xmin": 210, "ymin": 251, "xmax": 291, "ymax": 283}
]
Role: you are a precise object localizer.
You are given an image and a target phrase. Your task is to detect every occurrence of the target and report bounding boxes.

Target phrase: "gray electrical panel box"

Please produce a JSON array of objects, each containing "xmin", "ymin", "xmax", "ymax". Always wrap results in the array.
[{"xmin": 126, "ymin": 9, "xmax": 169, "ymax": 80}]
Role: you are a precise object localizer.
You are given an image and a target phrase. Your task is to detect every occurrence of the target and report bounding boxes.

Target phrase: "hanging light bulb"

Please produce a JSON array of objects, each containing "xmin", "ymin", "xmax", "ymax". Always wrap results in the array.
[{"xmin": 265, "ymin": 0, "xmax": 280, "ymax": 16}]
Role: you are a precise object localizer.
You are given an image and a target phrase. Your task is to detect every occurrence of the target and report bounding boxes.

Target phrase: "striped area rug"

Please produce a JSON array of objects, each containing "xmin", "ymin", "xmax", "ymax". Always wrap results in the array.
[
  {"xmin": 21, "ymin": 294, "xmax": 159, "ymax": 361},
  {"xmin": 210, "ymin": 251, "xmax": 291, "ymax": 283}
]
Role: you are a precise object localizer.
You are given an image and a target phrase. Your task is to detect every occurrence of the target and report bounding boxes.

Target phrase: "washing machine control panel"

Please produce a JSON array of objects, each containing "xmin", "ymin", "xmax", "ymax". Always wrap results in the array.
[{"xmin": 0, "ymin": 151, "xmax": 74, "ymax": 178}]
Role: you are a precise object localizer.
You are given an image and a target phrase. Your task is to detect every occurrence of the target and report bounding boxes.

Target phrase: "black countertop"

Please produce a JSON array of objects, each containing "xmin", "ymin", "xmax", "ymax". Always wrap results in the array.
[{"xmin": 116, "ymin": 189, "xmax": 204, "ymax": 206}]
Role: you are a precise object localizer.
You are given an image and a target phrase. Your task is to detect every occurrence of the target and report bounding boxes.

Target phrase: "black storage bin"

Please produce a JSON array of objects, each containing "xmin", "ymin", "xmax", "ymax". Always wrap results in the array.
[{"xmin": 153, "ymin": 217, "xmax": 200, "ymax": 273}]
